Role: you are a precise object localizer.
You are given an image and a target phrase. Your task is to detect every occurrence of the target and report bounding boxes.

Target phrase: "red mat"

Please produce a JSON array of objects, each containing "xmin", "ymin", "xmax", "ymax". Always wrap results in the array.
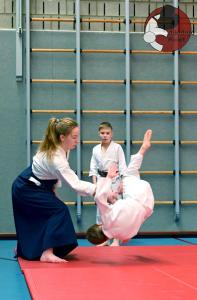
[{"xmin": 19, "ymin": 245, "xmax": 197, "ymax": 300}]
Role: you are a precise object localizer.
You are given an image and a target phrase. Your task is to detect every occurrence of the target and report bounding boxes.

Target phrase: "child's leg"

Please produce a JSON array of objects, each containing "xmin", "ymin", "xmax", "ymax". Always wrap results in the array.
[
  {"xmin": 110, "ymin": 238, "xmax": 120, "ymax": 246},
  {"xmin": 96, "ymin": 207, "xmax": 101, "ymax": 224},
  {"xmin": 139, "ymin": 129, "xmax": 152, "ymax": 156},
  {"xmin": 125, "ymin": 129, "xmax": 152, "ymax": 178},
  {"xmin": 96, "ymin": 177, "xmax": 106, "ymax": 224},
  {"xmin": 125, "ymin": 153, "xmax": 143, "ymax": 178}
]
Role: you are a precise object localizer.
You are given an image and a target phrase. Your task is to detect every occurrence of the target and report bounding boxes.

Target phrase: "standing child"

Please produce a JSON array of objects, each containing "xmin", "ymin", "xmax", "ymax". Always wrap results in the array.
[{"xmin": 89, "ymin": 122, "xmax": 127, "ymax": 246}]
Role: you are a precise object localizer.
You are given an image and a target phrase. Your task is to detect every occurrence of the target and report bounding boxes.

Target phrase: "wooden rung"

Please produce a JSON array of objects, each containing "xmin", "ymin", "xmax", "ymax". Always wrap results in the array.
[
  {"xmin": 32, "ymin": 140, "xmax": 125, "ymax": 145},
  {"xmin": 64, "ymin": 201, "xmax": 95, "ymax": 206},
  {"xmin": 31, "ymin": 79, "xmax": 75, "ymax": 84},
  {"xmin": 65, "ymin": 200, "xmax": 197, "ymax": 206},
  {"xmin": 131, "ymin": 18, "xmax": 196, "ymax": 25},
  {"xmin": 30, "ymin": 18, "xmax": 197, "ymax": 26},
  {"xmin": 132, "ymin": 80, "xmax": 173, "ymax": 84},
  {"xmin": 154, "ymin": 201, "xmax": 174, "ymax": 205},
  {"xmin": 82, "ymin": 140, "xmax": 124, "ymax": 145},
  {"xmin": 82, "ymin": 80, "xmax": 125, "ymax": 84},
  {"xmin": 81, "ymin": 18, "xmax": 124, "ymax": 24},
  {"xmin": 132, "ymin": 50, "xmax": 197, "ymax": 55},
  {"xmin": 130, "ymin": 18, "xmax": 145, "ymax": 24},
  {"xmin": 180, "ymin": 171, "xmax": 197, "ymax": 174},
  {"xmin": 31, "ymin": 17, "xmax": 75, "ymax": 22},
  {"xmin": 31, "ymin": 140, "xmax": 197, "ymax": 146},
  {"xmin": 140, "ymin": 171, "xmax": 174, "ymax": 175},
  {"xmin": 82, "ymin": 140, "xmax": 173, "ymax": 145},
  {"xmin": 31, "ymin": 110, "xmax": 75, "ymax": 113},
  {"xmin": 181, "ymin": 200, "xmax": 197, "ymax": 204},
  {"xmin": 155, "ymin": 201, "xmax": 197, "ymax": 205},
  {"xmin": 83, "ymin": 202, "xmax": 95, "ymax": 205},
  {"xmin": 31, "ymin": 79, "xmax": 173, "ymax": 85},
  {"xmin": 32, "ymin": 140, "xmax": 173, "ymax": 145},
  {"xmin": 32, "ymin": 141, "xmax": 41, "ymax": 144},
  {"xmin": 31, "ymin": 48, "xmax": 76, "ymax": 53},
  {"xmin": 82, "ymin": 49, "xmax": 124, "ymax": 54},
  {"xmin": 131, "ymin": 50, "xmax": 173, "ymax": 55},
  {"xmin": 64, "ymin": 201, "xmax": 76, "ymax": 206},
  {"xmin": 82, "ymin": 171, "xmax": 91, "ymax": 176},
  {"xmin": 132, "ymin": 140, "xmax": 173, "ymax": 145},
  {"xmin": 82, "ymin": 141, "xmax": 100, "ymax": 144},
  {"xmin": 180, "ymin": 81, "xmax": 197, "ymax": 85},
  {"xmin": 83, "ymin": 171, "xmax": 174, "ymax": 175},
  {"xmin": 83, "ymin": 110, "xmax": 173, "ymax": 115},
  {"xmin": 180, "ymin": 51, "xmax": 197, "ymax": 55},
  {"xmin": 30, "ymin": 48, "xmax": 174, "ymax": 55},
  {"xmin": 32, "ymin": 109, "xmax": 197, "ymax": 115},
  {"xmin": 64, "ymin": 200, "xmax": 197, "ymax": 205},
  {"xmin": 30, "ymin": 109, "xmax": 174, "ymax": 115},
  {"xmin": 64, "ymin": 200, "xmax": 172, "ymax": 206},
  {"xmin": 180, "ymin": 111, "xmax": 197, "ymax": 115},
  {"xmin": 180, "ymin": 141, "xmax": 197, "ymax": 145},
  {"xmin": 30, "ymin": 49, "xmax": 197, "ymax": 56},
  {"xmin": 82, "ymin": 110, "xmax": 125, "ymax": 114},
  {"xmin": 64, "ymin": 201, "xmax": 197, "ymax": 206},
  {"xmin": 132, "ymin": 110, "xmax": 173, "ymax": 115}
]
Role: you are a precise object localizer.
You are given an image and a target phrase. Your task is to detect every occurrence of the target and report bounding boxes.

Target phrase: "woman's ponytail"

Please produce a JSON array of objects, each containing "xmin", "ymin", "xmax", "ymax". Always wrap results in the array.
[{"xmin": 38, "ymin": 117, "xmax": 78, "ymax": 159}]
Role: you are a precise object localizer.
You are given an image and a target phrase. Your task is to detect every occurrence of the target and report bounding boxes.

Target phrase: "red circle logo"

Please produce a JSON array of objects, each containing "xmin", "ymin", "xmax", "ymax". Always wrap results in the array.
[{"xmin": 144, "ymin": 5, "xmax": 191, "ymax": 52}]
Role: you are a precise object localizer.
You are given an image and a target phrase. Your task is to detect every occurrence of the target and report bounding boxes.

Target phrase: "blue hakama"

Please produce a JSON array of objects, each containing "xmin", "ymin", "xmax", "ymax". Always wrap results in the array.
[{"xmin": 12, "ymin": 166, "xmax": 78, "ymax": 260}]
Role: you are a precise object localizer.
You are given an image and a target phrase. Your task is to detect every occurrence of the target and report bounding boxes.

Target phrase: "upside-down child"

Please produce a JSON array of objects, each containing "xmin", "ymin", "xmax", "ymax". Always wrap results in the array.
[{"xmin": 86, "ymin": 129, "xmax": 154, "ymax": 245}]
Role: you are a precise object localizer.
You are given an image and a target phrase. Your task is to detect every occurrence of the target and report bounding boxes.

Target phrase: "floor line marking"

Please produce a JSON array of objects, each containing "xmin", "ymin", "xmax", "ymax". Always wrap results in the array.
[{"xmin": 153, "ymin": 267, "xmax": 197, "ymax": 291}]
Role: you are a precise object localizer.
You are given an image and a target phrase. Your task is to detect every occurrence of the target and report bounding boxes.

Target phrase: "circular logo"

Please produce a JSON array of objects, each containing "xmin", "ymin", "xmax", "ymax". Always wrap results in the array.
[{"xmin": 144, "ymin": 5, "xmax": 191, "ymax": 52}]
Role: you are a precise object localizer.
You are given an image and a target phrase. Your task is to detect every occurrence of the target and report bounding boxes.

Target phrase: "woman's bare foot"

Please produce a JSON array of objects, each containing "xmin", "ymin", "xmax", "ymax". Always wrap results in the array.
[
  {"xmin": 139, "ymin": 129, "xmax": 152, "ymax": 156},
  {"xmin": 110, "ymin": 239, "xmax": 120, "ymax": 246},
  {"xmin": 40, "ymin": 248, "xmax": 68, "ymax": 263}
]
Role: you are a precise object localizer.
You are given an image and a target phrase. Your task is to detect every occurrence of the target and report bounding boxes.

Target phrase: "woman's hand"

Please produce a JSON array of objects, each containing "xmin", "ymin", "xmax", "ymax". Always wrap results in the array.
[
  {"xmin": 107, "ymin": 164, "xmax": 119, "ymax": 179},
  {"xmin": 107, "ymin": 191, "xmax": 118, "ymax": 204}
]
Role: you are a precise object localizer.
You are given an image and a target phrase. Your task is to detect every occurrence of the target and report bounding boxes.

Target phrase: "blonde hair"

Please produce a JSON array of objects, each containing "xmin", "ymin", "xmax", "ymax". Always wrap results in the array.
[
  {"xmin": 39, "ymin": 117, "xmax": 78, "ymax": 159},
  {"xmin": 98, "ymin": 121, "xmax": 113, "ymax": 132}
]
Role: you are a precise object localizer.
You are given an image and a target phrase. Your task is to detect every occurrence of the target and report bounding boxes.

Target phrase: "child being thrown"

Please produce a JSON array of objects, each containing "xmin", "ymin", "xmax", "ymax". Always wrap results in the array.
[{"xmin": 86, "ymin": 129, "xmax": 154, "ymax": 245}]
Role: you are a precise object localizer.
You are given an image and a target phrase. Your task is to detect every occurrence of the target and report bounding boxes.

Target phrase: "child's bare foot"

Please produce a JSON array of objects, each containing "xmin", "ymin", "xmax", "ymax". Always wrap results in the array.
[
  {"xmin": 139, "ymin": 129, "xmax": 152, "ymax": 156},
  {"xmin": 40, "ymin": 248, "xmax": 68, "ymax": 263},
  {"xmin": 110, "ymin": 239, "xmax": 120, "ymax": 246}
]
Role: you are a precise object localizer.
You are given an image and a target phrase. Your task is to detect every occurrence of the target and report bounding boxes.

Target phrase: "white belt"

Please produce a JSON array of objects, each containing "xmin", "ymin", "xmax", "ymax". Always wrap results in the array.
[{"xmin": 28, "ymin": 176, "xmax": 41, "ymax": 186}]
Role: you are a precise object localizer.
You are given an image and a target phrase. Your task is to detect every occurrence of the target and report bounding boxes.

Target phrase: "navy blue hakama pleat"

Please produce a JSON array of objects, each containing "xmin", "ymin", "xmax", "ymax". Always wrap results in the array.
[{"xmin": 12, "ymin": 166, "xmax": 78, "ymax": 260}]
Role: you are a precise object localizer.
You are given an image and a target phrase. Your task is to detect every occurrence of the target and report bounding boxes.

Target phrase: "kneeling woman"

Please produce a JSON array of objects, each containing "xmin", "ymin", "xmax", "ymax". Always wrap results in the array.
[{"xmin": 12, "ymin": 118, "xmax": 96, "ymax": 263}]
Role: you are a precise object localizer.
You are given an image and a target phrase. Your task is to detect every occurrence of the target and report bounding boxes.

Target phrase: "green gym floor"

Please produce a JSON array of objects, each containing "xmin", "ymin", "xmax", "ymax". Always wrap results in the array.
[{"xmin": 0, "ymin": 237, "xmax": 196, "ymax": 300}]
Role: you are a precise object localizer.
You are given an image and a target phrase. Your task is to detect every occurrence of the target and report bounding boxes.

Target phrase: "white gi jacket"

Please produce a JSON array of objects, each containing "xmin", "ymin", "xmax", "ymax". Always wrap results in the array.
[
  {"xmin": 95, "ymin": 153, "xmax": 154, "ymax": 241},
  {"xmin": 89, "ymin": 141, "xmax": 127, "ymax": 178},
  {"xmin": 32, "ymin": 146, "xmax": 96, "ymax": 196}
]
